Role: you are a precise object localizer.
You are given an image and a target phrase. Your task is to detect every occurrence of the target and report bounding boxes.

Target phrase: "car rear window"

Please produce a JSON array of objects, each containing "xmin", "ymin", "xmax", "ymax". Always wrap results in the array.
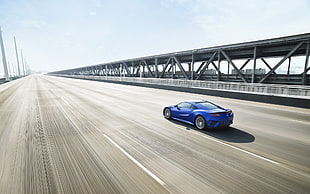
[{"xmin": 196, "ymin": 102, "xmax": 219, "ymax": 110}]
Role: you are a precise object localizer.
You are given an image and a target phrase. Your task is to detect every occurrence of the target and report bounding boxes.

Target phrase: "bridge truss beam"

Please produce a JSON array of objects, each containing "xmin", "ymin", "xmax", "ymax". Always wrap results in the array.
[{"xmin": 50, "ymin": 33, "xmax": 310, "ymax": 85}]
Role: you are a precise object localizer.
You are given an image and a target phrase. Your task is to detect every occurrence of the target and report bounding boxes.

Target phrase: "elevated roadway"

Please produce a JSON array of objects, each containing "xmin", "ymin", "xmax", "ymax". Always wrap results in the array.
[{"xmin": 0, "ymin": 75, "xmax": 309, "ymax": 193}]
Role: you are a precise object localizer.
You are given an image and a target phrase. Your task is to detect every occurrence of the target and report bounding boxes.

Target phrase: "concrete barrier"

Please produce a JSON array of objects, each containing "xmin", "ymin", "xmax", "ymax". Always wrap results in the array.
[{"xmin": 49, "ymin": 74, "xmax": 310, "ymax": 108}]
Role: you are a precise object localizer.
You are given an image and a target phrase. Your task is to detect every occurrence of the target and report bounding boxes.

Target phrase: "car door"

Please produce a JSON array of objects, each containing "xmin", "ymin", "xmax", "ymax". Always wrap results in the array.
[
  {"xmin": 171, "ymin": 102, "xmax": 194, "ymax": 120},
  {"xmin": 178, "ymin": 103, "xmax": 195, "ymax": 120},
  {"xmin": 170, "ymin": 102, "xmax": 185, "ymax": 119}
]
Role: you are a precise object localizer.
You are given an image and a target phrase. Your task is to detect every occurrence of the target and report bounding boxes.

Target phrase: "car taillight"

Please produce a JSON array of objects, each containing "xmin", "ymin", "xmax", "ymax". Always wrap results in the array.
[
  {"xmin": 210, "ymin": 113, "xmax": 221, "ymax": 117},
  {"xmin": 210, "ymin": 111, "xmax": 233, "ymax": 117}
]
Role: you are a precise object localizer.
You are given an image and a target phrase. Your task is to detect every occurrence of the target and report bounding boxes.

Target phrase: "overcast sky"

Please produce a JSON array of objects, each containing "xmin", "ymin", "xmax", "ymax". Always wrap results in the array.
[{"xmin": 0, "ymin": 0, "xmax": 310, "ymax": 74}]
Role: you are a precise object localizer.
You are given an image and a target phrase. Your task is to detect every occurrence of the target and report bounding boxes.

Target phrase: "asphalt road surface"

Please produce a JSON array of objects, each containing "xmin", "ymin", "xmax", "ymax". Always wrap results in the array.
[{"xmin": 0, "ymin": 75, "xmax": 309, "ymax": 194}]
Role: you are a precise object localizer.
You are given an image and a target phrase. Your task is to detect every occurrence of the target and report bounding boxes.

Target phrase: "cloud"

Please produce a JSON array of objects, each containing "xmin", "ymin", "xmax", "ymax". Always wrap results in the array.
[
  {"xmin": 89, "ymin": 11, "xmax": 97, "ymax": 16},
  {"xmin": 2, "ymin": 0, "xmax": 309, "ymax": 72},
  {"xmin": 20, "ymin": 20, "xmax": 47, "ymax": 30},
  {"xmin": 162, "ymin": 0, "xmax": 310, "ymax": 45}
]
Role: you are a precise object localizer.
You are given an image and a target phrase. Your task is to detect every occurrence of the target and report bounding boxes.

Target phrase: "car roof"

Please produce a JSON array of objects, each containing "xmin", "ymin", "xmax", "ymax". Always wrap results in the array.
[
  {"xmin": 184, "ymin": 100, "xmax": 209, "ymax": 104},
  {"xmin": 183, "ymin": 100, "xmax": 205, "ymax": 103},
  {"xmin": 183, "ymin": 100, "xmax": 213, "ymax": 108},
  {"xmin": 176, "ymin": 100, "xmax": 225, "ymax": 110}
]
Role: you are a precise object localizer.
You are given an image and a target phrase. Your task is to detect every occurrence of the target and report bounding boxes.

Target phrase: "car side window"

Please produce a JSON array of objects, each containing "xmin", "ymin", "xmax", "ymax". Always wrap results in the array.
[
  {"xmin": 190, "ymin": 105, "xmax": 197, "ymax": 109},
  {"xmin": 176, "ymin": 102, "xmax": 186, "ymax": 108},
  {"xmin": 184, "ymin": 103, "xmax": 192, "ymax": 109},
  {"xmin": 177, "ymin": 102, "xmax": 194, "ymax": 109}
]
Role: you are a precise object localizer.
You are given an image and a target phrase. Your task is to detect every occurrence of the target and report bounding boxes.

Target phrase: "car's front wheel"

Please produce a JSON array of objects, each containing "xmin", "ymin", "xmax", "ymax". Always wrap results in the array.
[
  {"xmin": 195, "ymin": 116, "xmax": 206, "ymax": 130},
  {"xmin": 164, "ymin": 108, "xmax": 172, "ymax": 119}
]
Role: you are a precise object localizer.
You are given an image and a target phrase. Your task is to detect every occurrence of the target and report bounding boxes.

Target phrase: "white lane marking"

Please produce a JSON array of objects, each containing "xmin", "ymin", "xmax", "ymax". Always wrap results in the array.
[
  {"xmin": 279, "ymin": 163, "xmax": 310, "ymax": 178},
  {"xmin": 175, "ymin": 126, "xmax": 279, "ymax": 165},
  {"xmin": 61, "ymin": 97, "xmax": 70, "ymax": 106},
  {"xmin": 290, "ymin": 119, "xmax": 310, "ymax": 125},
  {"xmin": 104, "ymin": 134, "xmax": 165, "ymax": 186}
]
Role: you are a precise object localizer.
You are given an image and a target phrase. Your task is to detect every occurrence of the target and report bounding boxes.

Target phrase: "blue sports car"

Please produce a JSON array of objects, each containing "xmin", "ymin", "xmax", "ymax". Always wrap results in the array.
[{"xmin": 163, "ymin": 100, "xmax": 233, "ymax": 130}]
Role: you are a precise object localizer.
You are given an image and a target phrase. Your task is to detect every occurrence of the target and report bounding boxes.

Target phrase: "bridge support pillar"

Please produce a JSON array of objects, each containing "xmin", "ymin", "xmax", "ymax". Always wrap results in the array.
[
  {"xmin": 0, "ymin": 27, "xmax": 9, "ymax": 81},
  {"xmin": 302, "ymin": 42, "xmax": 310, "ymax": 85}
]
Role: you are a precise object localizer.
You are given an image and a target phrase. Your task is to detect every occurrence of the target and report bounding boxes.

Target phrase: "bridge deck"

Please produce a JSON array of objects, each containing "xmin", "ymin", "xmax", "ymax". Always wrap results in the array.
[{"xmin": 1, "ymin": 75, "xmax": 309, "ymax": 193}]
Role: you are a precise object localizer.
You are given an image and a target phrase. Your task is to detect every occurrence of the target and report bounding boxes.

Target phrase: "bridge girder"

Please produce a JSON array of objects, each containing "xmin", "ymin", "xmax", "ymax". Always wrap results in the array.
[{"xmin": 50, "ymin": 33, "xmax": 310, "ymax": 85}]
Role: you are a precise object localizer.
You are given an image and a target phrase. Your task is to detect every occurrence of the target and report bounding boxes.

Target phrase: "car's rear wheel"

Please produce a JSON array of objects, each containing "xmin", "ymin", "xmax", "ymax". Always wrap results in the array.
[
  {"xmin": 195, "ymin": 116, "xmax": 206, "ymax": 130},
  {"xmin": 164, "ymin": 108, "xmax": 171, "ymax": 119}
]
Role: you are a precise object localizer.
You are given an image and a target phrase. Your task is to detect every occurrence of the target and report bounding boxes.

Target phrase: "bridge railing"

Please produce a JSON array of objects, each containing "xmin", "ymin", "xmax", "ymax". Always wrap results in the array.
[{"xmin": 50, "ymin": 74, "xmax": 310, "ymax": 98}]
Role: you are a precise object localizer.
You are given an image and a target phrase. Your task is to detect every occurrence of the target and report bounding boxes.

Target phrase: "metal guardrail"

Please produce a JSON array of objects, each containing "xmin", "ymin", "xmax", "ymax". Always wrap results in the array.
[{"xmin": 51, "ymin": 74, "xmax": 310, "ymax": 98}]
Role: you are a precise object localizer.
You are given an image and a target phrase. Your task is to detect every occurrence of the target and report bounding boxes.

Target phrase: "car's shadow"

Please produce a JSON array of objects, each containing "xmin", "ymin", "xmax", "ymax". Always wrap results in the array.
[{"xmin": 168, "ymin": 120, "xmax": 255, "ymax": 143}]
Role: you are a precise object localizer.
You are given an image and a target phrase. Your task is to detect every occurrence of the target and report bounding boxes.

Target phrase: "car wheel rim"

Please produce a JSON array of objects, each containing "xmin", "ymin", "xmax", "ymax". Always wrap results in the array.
[
  {"xmin": 165, "ymin": 109, "xmax": 170, "ymax": 118},
  {"xmin": 196, "ymin": 117, "xmax": 205, "ymax": 129}
]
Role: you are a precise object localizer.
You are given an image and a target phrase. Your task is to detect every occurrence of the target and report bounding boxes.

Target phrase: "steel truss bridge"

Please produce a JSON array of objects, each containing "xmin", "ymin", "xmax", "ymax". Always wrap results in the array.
[{"xmin": 50, "ymin": 33, "xmax": 310, "ymax": 85}]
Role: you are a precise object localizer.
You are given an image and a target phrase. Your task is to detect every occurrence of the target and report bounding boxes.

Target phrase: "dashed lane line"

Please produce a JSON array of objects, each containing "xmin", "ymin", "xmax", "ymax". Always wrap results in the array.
[
  {"xmin": 175, "ymin": 126, "xmax": 279, "ymax": 165},
  {"xmin": 104, "ymin": 134, "xmax": 166, "ymax": 186},
  {"xmin": 176, "ymin": 126, "xmax": 310, "ymax": 178}
]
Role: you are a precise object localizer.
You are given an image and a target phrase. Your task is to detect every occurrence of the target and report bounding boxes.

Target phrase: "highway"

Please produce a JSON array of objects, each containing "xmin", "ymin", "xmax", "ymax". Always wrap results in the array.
[{"xmin": 0, "ymin": 75, "xmax": 309, "ymax": 193}]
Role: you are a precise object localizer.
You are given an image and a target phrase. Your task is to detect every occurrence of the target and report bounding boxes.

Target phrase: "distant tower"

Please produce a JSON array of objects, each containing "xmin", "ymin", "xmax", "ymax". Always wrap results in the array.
[
  {"xmin": 14, "ymin": 36, "xmax": 21, "ymax": 76},
  {"xmin": 0, "ymin": 26, "xmax": 9, "ymax": 81},
  {"xmin": 21, "ymin": 49, "xmax": 25, "ymax": 76},
  {"xmin": 25, "ymin": 59, "xmax": 30, "ymax": 75},
  {"xmin": 7, "ymin": 61, "xmax": 11, "ymax": 77}
]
